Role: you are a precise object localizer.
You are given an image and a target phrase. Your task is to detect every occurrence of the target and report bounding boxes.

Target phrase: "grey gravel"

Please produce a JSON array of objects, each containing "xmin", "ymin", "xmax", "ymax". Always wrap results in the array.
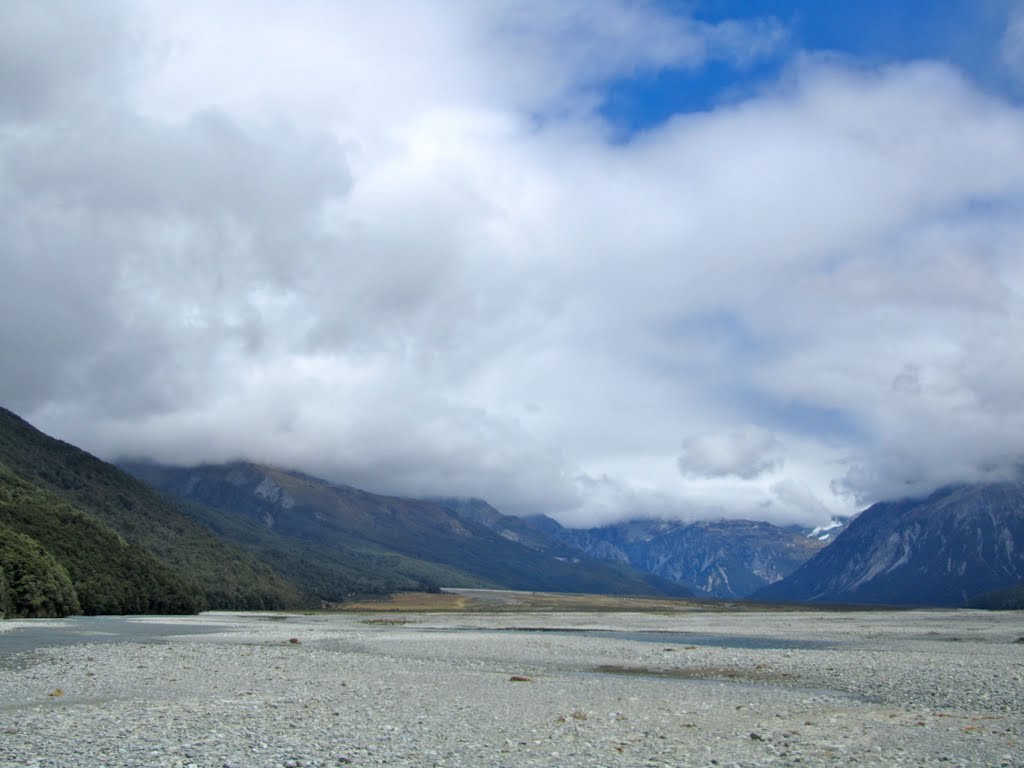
[{"xmin": 1, "ymin": 608, "xmax": 1022, "ymax": 767}]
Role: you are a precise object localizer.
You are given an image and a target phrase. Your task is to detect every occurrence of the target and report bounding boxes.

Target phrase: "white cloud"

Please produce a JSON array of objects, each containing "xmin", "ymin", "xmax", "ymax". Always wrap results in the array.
[
  {"xmin": 1003, "ymin": 3, "xmax": 1024, "ymax": 80},
  {"xmin": 3, "ymin": 3, "xmax": 1024, "ymax": 528},
  {"xmin": 769, "ymin": 479, "xmax": 832, "ymax": 524},
  {"xmin": 678, "ymin": 427, "xmax": 783, "ymax": 480},
  {"xmin": 0, "ymin": 0, "xmax": 138, "ymax": 120}
]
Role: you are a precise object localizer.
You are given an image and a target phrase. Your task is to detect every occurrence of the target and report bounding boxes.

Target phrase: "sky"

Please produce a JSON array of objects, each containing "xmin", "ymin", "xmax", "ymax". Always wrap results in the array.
[{"xmin": 3, "ymin": 1, "xmax": 1024, "ymax": 529}]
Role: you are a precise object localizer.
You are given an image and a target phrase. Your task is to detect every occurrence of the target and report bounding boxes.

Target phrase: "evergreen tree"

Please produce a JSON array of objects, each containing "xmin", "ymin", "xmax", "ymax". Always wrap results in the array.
[{"xmin": 0, "ymin": 523, "xmax": 81, "ymax": 617}]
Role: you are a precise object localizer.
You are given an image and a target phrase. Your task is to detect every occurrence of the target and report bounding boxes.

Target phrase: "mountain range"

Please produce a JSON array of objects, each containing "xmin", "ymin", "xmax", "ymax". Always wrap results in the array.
[
  {"xmin": 755, "ymin": 482, "xmax": 1024, "ymax": 606},
  {"xmin": 3, "ymin": 404, "xmax": 1023, "ymax": 616},
  {"xmin": 527, "ymin": 516, "xmax": 826, "ymax": 599},
  {"xmin": 0, "ymin": 405, "xmax": 689, "ymax": 618},
  {"xmin": 121, "ymin": 461, "xmax": 690, "ymax": 601}
]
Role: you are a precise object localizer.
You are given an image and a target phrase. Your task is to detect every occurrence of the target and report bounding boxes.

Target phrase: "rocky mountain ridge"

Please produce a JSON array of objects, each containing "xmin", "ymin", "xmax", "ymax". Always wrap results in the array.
[
  {"xmin": 520, "ymin": 516, "xmax": 826, "ymax": 599},
  {"xmin": 755, "ymin": 481, "xmax": 1024, "ymax": 605}
]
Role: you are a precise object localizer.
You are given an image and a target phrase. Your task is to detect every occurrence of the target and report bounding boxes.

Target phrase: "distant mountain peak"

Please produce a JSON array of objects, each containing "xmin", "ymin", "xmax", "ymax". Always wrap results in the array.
[
  {"xmin": 530, "ymin": 516, "xmax": 826, "ymax": 599},
  {"xmin": 755, "ymin": 481, "xmax": 1024, "ymax": 606}
]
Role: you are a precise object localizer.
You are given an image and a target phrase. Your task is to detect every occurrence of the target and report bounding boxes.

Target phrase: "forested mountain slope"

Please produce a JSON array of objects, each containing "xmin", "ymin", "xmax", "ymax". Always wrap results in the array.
[{"xmin": 0, "ymin": 407, "xmax": 305, "ymax": 614}]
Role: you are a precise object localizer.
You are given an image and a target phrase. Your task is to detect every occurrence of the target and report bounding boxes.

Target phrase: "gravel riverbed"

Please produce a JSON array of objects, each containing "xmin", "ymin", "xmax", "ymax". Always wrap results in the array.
[{"xmin": 1, "ymin": 608, "xmax": 1022, "ymax": 767}]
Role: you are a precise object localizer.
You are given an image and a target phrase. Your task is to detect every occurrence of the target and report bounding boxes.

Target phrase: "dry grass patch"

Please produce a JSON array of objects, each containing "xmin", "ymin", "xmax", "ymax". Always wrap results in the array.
[
  {"xmin": 338, "ymin": 588, "xmax": 841, "ymax": 614},
  {"xmin": 341, "ymin": 592, "xmax": 469, "ymax": 612}
]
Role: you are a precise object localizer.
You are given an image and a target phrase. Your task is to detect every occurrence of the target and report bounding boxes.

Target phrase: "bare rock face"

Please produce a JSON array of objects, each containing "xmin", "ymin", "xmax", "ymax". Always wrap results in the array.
[
  {"xmin": 534, "ymin": 518, "xmax": 826, "ymax": 599},
  {"xmin": 755, "ymin": 482, "xmax": 1024, "ymax": 606}
]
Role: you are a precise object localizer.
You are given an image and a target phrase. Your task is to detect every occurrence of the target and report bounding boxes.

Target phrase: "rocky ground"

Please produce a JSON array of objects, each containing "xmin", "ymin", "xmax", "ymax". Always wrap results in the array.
[{"xmin": 1, "ymin": 607, "xmax": 1022, "ymax": 767}]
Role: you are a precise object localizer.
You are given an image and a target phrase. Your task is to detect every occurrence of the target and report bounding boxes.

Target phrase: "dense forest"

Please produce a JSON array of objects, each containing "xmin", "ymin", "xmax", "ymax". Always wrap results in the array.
[
  {"xmin": 0, "ymin": 465, "xmax": 199, "ymax": 615},
  {"xmin": 0, "ymin": 520, "xmax": 79, "ymax": 618},
  {"xmin": 0, "ymin": 407, "xmax": 308, "ymax": 617}
]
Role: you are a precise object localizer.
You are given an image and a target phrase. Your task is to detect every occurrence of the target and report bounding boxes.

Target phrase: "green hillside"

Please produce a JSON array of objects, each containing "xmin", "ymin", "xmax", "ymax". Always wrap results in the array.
[
  {"xmin": 125, "ymin": 462, "xmax": 692, "ymax": 599},
  {"xmin": 0, "ymin": 408, "xmax": 307, "ymax": 613},
  {"xmin": 1, "ymin": 405, "xmax": 687, "ymax": 617},
  {"xmin": 0, "ymin": 520, "xmax": 80, "ymax": 618},
  {"xmin": 0, "ymin": 464, "xmax": 199, "ymax": 615},
  {"xmin": 173, "ymin": 495, "xmax": 490, "ymax": 599}
]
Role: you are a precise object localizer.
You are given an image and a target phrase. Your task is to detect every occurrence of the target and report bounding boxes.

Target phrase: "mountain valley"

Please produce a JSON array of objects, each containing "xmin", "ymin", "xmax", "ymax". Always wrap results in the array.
[{"xmin": 4, "ymin": 405, "xmax": 1024, "ymax": 617}]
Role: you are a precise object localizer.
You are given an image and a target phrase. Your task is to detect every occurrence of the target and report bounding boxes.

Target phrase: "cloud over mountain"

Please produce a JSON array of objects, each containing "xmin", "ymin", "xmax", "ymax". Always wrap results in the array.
[
  {"xmin": 3, "ymin": 1, "xmax": 1024, "ymax": 527},
  {"xmin": 678, "ymin": 427, "xmax": 783, "ymax": 480}
]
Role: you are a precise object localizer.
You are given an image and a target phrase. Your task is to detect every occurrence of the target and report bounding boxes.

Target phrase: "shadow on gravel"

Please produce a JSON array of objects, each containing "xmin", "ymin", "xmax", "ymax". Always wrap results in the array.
[
  {"xmin": 593, "ymin": 663, "xmax": 793, "ymax": 684},
  {"xmin": 487, "ymin": 627, "xmax": 833, "ymax": 650},
  {"xmin": 591, "ymin": 663, "xmax": 883, "ymax": 704}
]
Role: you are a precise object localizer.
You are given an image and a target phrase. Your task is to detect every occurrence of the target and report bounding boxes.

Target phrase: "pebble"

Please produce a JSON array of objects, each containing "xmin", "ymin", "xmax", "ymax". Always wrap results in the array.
[{"xmin": 0, "ymin": 609, "xmax": 1021, "ymax": 767}]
